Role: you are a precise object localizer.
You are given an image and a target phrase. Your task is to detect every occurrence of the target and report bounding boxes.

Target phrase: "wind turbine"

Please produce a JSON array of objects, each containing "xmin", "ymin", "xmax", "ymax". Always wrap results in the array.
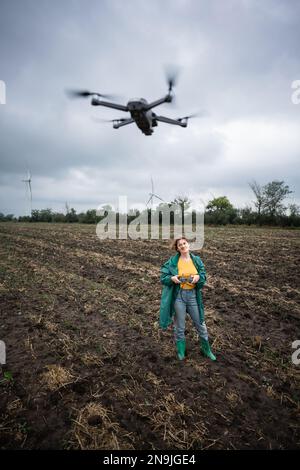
[
  {"xmin": 146, "ymin": 177, "xmax": 164, "ymax": 208},
  {"xmin": 22, "ymin": 170, "xmax": 32, "ymax": 216}
]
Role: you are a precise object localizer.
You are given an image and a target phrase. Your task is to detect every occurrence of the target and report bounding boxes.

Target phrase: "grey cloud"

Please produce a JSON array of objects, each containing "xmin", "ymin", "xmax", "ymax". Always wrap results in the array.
[{"xmin": 0, "ymin": 0, "xmax": 299, "ymax": 216}]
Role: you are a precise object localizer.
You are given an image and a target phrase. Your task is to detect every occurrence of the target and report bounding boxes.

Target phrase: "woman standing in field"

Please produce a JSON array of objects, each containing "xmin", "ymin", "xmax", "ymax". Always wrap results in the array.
[{"xmin": 159, "ymin": 237, "xmax": 216, "ymax": 361}]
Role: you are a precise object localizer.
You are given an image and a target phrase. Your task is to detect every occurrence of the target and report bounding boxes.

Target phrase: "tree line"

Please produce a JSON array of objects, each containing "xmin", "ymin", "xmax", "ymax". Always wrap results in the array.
[{"xmin": 1, "ymin": 180, "xmax": 299, "ymax": 227}]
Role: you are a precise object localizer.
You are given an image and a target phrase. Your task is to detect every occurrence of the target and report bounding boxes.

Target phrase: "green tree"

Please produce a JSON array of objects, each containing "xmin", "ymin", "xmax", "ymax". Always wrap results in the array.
[
  {"xmin": 170, "ymin": 196, "xmax": 191, "ymax": 211},
  {"xmin": 262, "ymin": 181, "xmax": 292, "ymax": 219},
  {"xmin": 206, "ymin": 196, "xmax": 233, "ymax": 212},
  {"xmin": 52, "ymin": 212, "xmax": 66, "ymax": 223},
  {"xmin": 31, "ymin": 209, "xmax": 53, "ymax": 222},
  {"xmin": 65, "ymin": 207, "xmax": 78, "ymax": 223},
  {"xmin": 84, "ymin": 209, "xmax": 97, "ymax": 224},
  {"xmin": 288, "ymin": 203, "xmax": 300, "ymax": 227},
  {"xmin": 0, "ymin": 213, "xmax": 15, "ymax": 221},
  {"xmin": 205, "ymin": 196, "xmax": 237, "ymax": 225},
  {"xmin": 239, "ymin": 206, "xmax": 256, "ymax": 225},
  {"xmin": 249, "ymin": 180, "xmax": 265, "ymax": 223},
  {"xmin": 289, "ymin": 203, "xmax": 300, "ymax": 217},
  {"xmin": 169, "ymin": 195, "xmax": 192, "ymax": 225}
]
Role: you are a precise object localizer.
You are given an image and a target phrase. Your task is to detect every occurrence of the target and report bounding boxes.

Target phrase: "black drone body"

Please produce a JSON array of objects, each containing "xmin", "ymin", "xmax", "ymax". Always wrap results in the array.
[{"xmin": 68, "ymin": 73, "xmax": 198, "ymax": 136}]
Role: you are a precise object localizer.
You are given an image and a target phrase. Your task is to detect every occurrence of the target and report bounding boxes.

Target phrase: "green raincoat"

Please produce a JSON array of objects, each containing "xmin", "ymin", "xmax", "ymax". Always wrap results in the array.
[{"xmin": 159, "ymin": 252, "xmax": 207, "ymax": 329}]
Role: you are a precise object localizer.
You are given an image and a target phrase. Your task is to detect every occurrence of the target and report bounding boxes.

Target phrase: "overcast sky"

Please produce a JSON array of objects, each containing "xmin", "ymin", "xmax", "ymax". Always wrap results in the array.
[{"xmin": 0, "ymin": 0, "xmax": 299, "ymax": 216}]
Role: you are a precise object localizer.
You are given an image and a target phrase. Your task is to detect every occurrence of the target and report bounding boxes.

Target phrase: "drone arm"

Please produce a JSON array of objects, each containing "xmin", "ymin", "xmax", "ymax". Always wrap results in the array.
[
  {"xmin": 154, "ymin": 115, "xmax": 187, "ymax": 127},
  {"xmin": 91, "ymin": 98, "xmax": 128, "ymax": 112},
  {"xmin": 113, "ymin": 118, "xmax": 134, "ymax": 128},
  {"xmin": 146, "ymin": 95, "xmax": 172, "ymax": 110}
]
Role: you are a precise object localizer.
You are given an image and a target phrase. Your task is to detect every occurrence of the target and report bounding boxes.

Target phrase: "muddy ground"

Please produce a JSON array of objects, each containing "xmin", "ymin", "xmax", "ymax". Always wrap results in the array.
[{"xmin": 0, "ymin": 223, "xmax": 299, "ymax": 449}]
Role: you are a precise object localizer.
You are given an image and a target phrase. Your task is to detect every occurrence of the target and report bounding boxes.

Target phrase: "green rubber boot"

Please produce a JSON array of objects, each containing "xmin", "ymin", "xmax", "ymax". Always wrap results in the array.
[
  {"xmin": 201, "ymin": 338, "xmax": 216, "ymax": 361},
  {"xmin": 176, "ymin": 339, "xmax": 186, "ymax": 360}
]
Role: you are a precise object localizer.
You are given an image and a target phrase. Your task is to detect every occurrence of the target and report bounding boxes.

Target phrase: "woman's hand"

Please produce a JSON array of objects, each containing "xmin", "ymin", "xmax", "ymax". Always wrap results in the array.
[
  {"xmin": 191, "ymin": 274, "xmax": 200, "ymax": 284},
  {"xmin": 171, "ymin": 275, "xmax": 181, "ymax": 284}
]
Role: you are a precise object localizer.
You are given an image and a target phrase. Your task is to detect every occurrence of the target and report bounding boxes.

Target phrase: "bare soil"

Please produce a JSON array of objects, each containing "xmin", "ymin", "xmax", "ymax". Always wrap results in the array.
[{"xmin": 0, "ymin": 223, "xmax": 299, "ymax": 449}]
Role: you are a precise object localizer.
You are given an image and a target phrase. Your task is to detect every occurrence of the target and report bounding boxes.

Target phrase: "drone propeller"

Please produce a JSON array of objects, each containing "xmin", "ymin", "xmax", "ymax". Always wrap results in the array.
[
  {"xmin": 66, "ymin": 89, "xmax": 117, "ymax": 100},
  {"xmin": 167, "ymin": 76, "xmax": 176, "ymax": 94},
  {"xmin": 178, "ymin": 112, "xmax": 201, "ymax": 121},
  {"xmin": 165, "ymin": 65, "xmax": 180, "ymax": 94}
]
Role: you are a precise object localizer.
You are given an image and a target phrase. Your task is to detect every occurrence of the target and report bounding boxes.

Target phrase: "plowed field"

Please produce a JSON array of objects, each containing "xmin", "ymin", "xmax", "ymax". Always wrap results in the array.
[{"xmin": 0, "ymin": 223, "xmax": 299, "ymax": 449}]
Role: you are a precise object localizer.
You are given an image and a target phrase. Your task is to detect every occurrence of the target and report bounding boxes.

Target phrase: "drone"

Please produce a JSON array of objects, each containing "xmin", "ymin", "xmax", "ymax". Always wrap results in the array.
[{"xmin": 67, "ymin": 72, "xmax": 198, "ymax": 136}]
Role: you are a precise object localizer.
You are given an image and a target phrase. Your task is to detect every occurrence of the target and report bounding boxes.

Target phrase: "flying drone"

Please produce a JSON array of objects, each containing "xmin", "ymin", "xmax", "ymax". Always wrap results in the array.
[{"xmin": 67, "ymin": 71, "xmax": 198, "ymax": 136}]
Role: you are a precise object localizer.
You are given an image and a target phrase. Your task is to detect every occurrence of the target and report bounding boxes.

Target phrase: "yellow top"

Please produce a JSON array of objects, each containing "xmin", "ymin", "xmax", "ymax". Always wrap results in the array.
[{"xmin": 178, "ymin": 257, "xmax": 198, "ymax": 289}]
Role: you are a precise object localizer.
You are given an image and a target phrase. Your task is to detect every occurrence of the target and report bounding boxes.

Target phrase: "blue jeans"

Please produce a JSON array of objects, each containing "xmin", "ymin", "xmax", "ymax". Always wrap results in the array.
[{"xmin": 173, "ymin": 288, "xmax": 209, "ymax": 342}]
